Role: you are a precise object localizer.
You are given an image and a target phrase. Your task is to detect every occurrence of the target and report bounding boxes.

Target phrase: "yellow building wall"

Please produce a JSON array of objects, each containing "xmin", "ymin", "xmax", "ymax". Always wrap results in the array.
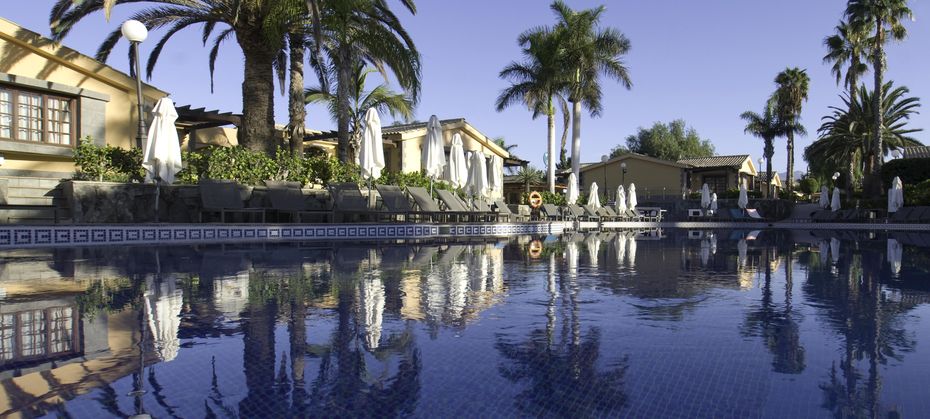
[
  {"xmin": 580, "ymin": 158, "xmax": 684, "ymax": 200},
  {"xmin": 0, "ymin": 18, "xmax": 166, "ymax": 177}
]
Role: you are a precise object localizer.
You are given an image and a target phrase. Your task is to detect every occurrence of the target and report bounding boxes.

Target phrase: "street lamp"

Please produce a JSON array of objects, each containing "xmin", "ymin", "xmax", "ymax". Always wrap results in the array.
[
  {"xmin": 757, "ymin": 157, "xmax": 765, "ymax": 198},
  {"xmin": 122, "ymin": 19, "xmax": 148, "ymax": 149},
  {"xmin": 832, "ymin": 171, "xmax": 840, "ymax": 190},
  {"xmin": 620, "ymin": 161, "xmax": 628, "ymax": 187}
]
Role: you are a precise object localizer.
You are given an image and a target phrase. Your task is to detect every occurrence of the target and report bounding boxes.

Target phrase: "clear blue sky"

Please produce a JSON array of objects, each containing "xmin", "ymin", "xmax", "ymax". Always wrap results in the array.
[{"xmin": 6, "ymin": 1, "xmax": 929, "ymax": 173}]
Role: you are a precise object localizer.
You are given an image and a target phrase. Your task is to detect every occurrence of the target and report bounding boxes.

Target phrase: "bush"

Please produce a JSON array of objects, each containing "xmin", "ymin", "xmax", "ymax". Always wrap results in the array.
[
  {"xmin": 904, "ymin": 179, "xmax": 930, "ymax": 206},
  {"xmin": 175, "ymin": 146, "xmax": 361, "ymax": 186},
  {"xmin": 882, "ymin": 158, "xmax": 930, "ymax": 185},
  {"xmin": 73, "ymin": 137, "xmax": 145, "ymax": 182},
  {"xmin": 798, "ymin": 176, "xmax": 821, "ymax": 195}
]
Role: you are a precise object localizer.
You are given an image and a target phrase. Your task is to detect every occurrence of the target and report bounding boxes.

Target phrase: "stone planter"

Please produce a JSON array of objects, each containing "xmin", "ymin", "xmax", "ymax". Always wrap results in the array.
[{"xmin": 63, "ymin": 180, "xmax": 200, "ymax": 223}]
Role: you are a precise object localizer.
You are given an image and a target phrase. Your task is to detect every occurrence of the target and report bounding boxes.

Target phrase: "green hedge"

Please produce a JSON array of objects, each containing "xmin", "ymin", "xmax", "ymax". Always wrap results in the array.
[
  {"xmin": 904, "ymin": 179, "xmax": 930, "ymax": 206},
  {"xmin": 176, "ymin": 146, "xmax": 361, "ymax": 186},
  {"xmin": 881, "ymin": 157, "xmax": 930, "ymax": 185},
  {"xmin": 73, "ymin": 137, "xmax": 145, "ymax": 182}
]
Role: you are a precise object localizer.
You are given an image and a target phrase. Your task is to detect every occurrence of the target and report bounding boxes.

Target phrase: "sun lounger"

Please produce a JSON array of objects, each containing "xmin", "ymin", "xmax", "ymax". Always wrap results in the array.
[
  {"xmin": 409, "ymin": 187, "xmax": 470, "ymax": 222},
  {"xmin": 472, "ymin": 199, "xmax": 501, "ymax": 222},
  {"xmin": 493, "ymin": 199, "xmax": 524, "ymax": 222},
  {"xmin": 729, "ymin": 208, "xmax": 748, "ymax": 222},
  {"xmin": 582, "ymin": 205, "xmax": 602, "ymax": 221},
  {"xmin": 597, "ymin": 207, "xmax": 624, "ymax": 221},
  {"xmin": 375, "ymin": 184, "xmax": 440, "ymax": 222},
  {"xmin": 889, "ymin": 207, "xmax": 912, "ymax": 223},
  {"xmin": 541, "ymin": 204, "xmax": 563, "ymax": 221},
  {"xmin": 745, "ymin": 208, "xmax": 765, "ymax": 221},
  {"xmin": 567, "ymin": 205, "xmax": 591, "ymax": 221},
  {"xmin": 264, "ymin": 180, "xmax": 330, "ymax": 223},
  {"xmin": 434, "ymin": 189, "xmax": 485, "ymax": 222},
  {"xmin": 329, "ymin": 182, "xmax": 375, "ymax": 222},
  {"xmin": 199, "ymin": 180, "xmax": 266, "ymax": 223},
  {"xmin": 812, "ymin": 210, "xmax": 838, "ymax": 222}
]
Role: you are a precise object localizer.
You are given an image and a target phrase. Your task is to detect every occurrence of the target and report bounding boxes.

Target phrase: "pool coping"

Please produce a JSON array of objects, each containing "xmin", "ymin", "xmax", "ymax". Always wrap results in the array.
[{"xmin": 0, "ymin": 220, "xmax": 926, "ymax": 249}]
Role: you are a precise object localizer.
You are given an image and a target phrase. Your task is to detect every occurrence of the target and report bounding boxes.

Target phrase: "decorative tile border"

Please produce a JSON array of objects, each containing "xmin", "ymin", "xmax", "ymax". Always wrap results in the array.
[
  {"xmin": 0, "ymin": 222, "xmax": 556, "ymax": 249},
  {"xmin": 589, "ymin": 221, "xmax": 930, "ymax": 231}
]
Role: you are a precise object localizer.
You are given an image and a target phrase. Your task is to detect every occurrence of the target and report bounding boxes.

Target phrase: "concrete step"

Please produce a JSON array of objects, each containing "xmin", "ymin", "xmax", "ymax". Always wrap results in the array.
[
  {"xmin": 5, "ymin": 196, "xmax": 56, "ymax": 206},
  {"xmin": 0, "ymin": 207, "xmax": 63, "ymax": 224},
  {"xmin": 0, "ymin": 176, "xmax": 65, "ymax": 189},
  {"xmin": 6, "ymin": 185, "xmax": 63, "ymax": 197}
]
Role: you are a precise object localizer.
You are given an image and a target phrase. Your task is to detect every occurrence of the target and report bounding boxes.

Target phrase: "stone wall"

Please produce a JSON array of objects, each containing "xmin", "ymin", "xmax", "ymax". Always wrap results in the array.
[{"xmin": 64, "ymin": 181, "xmax": 201, "ymax": 223}]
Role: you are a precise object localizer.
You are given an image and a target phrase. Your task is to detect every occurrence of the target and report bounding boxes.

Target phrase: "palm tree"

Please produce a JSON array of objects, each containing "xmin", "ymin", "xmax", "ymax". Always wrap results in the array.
[
  {"xmin": 515, "ymin": 166, "xmax": 544, "ymax": 194},
  {"xmin": 846, "ymin": 0, "xmax": 913, "ymax": 194},
  {"xmin": 496, "ymin": 27, "xmax": 568, "ymax": 193},
  {"xmin": 549, "ymin": 0, "xmax": 632, "ymax": 180},
  {"xmin": 49, "ymin": 0, "xmax": 287, "ymax": 154},
  {"xmin": 807, "ymin": 82, "xmax": 923, "ymax": 187},
  {"xmin": 740, "ymin": 103, "xmax": 788, "ymax": 197},
  {"xmin": 823, "ymin": 20, "xmax": 871, "ymax": 109},
  {"xmin": 771, "ymin": 68, "xmax": 810, "ymax": 195},
  {"xmin": 305, "ymin": 63, "xmax": 413, "ymax": 148},
  {"xmin": 317, "ymin": 0, "xmax": 421, "ymax": 163}
]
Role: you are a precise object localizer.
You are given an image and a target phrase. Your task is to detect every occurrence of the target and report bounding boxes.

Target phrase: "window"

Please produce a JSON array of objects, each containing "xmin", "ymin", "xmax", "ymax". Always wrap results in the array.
[
  {"xmin": 704, "ymin": 175, "xmax": 727, "ymax": 194},
  {"xmin": 0, "ymin": 306, "xmax": 80, "ymax": 368},
  {"xmin": 0, "ymin": 86, "xmax": 76, "ymax": 146}
]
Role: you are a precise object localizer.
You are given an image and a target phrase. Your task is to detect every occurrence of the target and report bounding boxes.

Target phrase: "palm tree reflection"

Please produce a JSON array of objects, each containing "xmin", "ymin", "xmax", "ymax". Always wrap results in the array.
[
  {"xmin": 495, "ymin": 242, "xmax": 628, "ymax": 416},
  {"xmin": 741, "ymin": 240, "xmax": 806, "ymax": 374},
  {"xmin": 804, "ymin": 240, "xmax": 916, "ymax": 418}
]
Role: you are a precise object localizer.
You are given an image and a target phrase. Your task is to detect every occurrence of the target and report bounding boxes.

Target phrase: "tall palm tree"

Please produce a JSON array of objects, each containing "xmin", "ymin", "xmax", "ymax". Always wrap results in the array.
[
  {"xmin": 317, "ymin": 0, "xmax": 421, "ymax": 163},
  {"xmin": 49, "ymin": 0, "xmax": 285, "ymax": 154},
  {"xmin": 496, "ymin": 27, "xmax": 567, "ymax": 193},
  {"xmin": 846, "ymin": 0, "xmax": 913, "ymax": 194},
  {"xmin": 741, "ymin": 103, "xmax": 789, "ymax": 197},
  {"xmin": 771, "ymin": 68, "xmax": 810, "ymax": 195},
  {"xmin": 305, "ymin": 64, "xmax": 414, "ymax": 148},
  {"xmin": 823, "ymin": 20, "xmax": 871, "ymax": 108},
  {"xmin": 549, "ymin": 0, "xmax": 632, "ymax": 180},
  {"xmin": 808, "ymin": 82, "xmax": 923, "ymax": 187}
]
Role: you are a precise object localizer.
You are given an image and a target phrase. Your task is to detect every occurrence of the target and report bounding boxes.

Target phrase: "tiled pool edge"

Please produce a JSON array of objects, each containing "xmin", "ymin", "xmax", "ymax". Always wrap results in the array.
[
  {"xmin": 1, "ymin": 220, "xmax": 927, "ymax": 249},
  {"xmin": 0, "ymin": 222, "xmax": 564, "ymax": 249}
]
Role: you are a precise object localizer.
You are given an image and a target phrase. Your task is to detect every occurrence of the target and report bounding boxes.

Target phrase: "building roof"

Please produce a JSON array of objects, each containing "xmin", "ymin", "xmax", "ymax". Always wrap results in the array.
[
  {"xmin": 677, "ymin": 155, "xmax": 751, "ymax": 169},
  {"xmin": 0, "ymin": 17, "xmax": 167, "ymax": 97},
  {"xmin": 757, "ymin": 171, "xmax": 782, "ymax": 185},
  {"xmin": 903, "ymin": 146, "xmax": 930, "ymax": 159}
]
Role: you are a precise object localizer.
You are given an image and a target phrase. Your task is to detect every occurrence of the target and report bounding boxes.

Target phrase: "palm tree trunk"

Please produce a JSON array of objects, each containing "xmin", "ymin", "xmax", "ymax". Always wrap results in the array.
[
  {"xmin": 570, "ymin": 100, "xmax": 582, "ymax": 180},
  {"xmin": 336, "ymin": 49, "xmax": 355, "ymax": 163},
  {"xmin": 765, "ymin": 153, "xmax": 773, "ymax": 198},
  {"xmin": 786, "ymin": 132, "xmax": 795, "ymax": 195},
  {"xmin": 869, "ymin": 24, "xmax": 886, "ymax": 196},
  {"xmin": 237, "ymin": 32, "xmax": 277, "ymax": 155},
  {"xmin": 547, "ymin": 98, "xmax": 556, "ymax": 193},
  {"xmin": 288, "ymin": 33, "xmax": 306, "ymax": 156}
]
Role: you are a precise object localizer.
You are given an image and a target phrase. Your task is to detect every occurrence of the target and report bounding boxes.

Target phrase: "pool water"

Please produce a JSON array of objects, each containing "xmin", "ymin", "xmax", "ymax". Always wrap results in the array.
[{"xmin": 2, "ymin": 229, "xmax": 930, "ymax": 418}]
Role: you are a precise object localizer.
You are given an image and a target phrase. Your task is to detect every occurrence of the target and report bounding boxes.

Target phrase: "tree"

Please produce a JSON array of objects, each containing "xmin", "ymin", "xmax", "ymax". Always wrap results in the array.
[
  {"xmin": 317, "ymin": 0, "xmax": 421, "ymax": 163},
  {"xmin": 305, "ymin": 64, "xmax": 413, "ymax": 149},
  {"xmin": 620, "ymin": 120, "xmax": 715, "ymax": 161},
  {"xmin": 496, "ymin": 27, "xmax": 568, "ymax": 193},
  {"xmin": 846, "ymin": 0, "xmax": 913, "ymax": 194},
  {"xmin": 823, "ymin": 20, "xmax": 871, "ymax": 109},
  {"xmin": 741, "ymin": 103, "xmax": 790, "ymax": 197},
  {"xmin": 549, "ymin": 0, "xmax": 632, "ymax": 180},
  {"xmin": 771, "ymin": 68, "xmax": 810, "ymax": 195},
  {"xmin": 515, "ymin": 166, "xmax": 544, "ymax": 193},
  {"xmin": 807, "ymin": 82, "xmax": 923, "ymax": 188},
  {"xmin": 49, "ymin": 0, "xmax": 285, "ymax": 154}
]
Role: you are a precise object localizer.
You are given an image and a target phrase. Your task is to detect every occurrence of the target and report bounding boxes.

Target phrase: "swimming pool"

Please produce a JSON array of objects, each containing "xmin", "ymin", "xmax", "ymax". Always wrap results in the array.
[{"xmin": 1, "ymin": 229, "xmax": 929, "ymax": 417}]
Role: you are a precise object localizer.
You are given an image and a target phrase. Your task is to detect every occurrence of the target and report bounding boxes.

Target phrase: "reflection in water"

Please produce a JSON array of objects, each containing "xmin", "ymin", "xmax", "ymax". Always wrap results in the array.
[{"xmin": 0, "ymin": 231, "xmax": 929, "ymax": 417}]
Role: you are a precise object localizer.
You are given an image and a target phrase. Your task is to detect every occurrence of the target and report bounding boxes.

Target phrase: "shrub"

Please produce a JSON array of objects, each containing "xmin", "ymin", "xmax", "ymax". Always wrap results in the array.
[
  {"xmin": 798, "ymin": 176, "xmax": 821, "ymax": 195},
  {"xmin": 882, "ymin": 158, "xmax": 930, "ymax": 185},
  {"xmin": 904, "ymin": 179, "xmax": 930, "ymax": 206},
  {"xmin": 73, "ymin": 137, "xmax": 144, "ymax": 182}
]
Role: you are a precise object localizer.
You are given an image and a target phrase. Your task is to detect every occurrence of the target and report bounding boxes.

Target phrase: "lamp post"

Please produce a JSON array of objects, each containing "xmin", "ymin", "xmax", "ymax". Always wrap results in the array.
[
  {"xmin": 757, "ymin": 157, "xmax": 764, "ymax": 198},
  {"xmin": 122, "ymin": 20, "xmax": 148, "ymax": 149},
  {"xmin": 620, "ymin": 161, "xmax": 628, "ymax": 187}
]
